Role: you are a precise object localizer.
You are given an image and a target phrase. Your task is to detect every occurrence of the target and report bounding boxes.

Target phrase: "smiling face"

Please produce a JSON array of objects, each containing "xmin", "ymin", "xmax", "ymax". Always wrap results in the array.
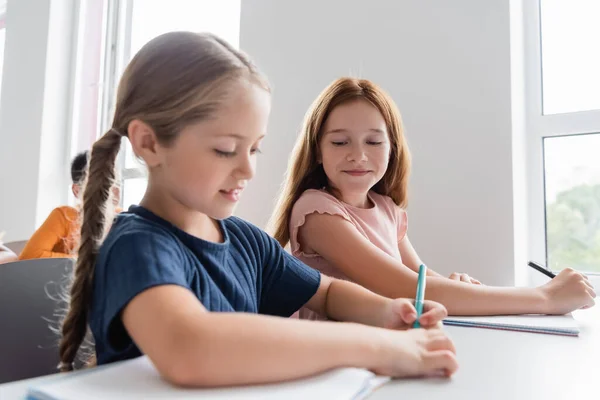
[
  {"xmin": 160, "ymin": 82, "xmax": 271, "ymax": 220},
  {"xmin": 131, "ymin": 80, "xmax": 271, "ymax": 221},
  {"xmin": 318, "ymin": 99, "xmax": 391, "ymax": 207}
]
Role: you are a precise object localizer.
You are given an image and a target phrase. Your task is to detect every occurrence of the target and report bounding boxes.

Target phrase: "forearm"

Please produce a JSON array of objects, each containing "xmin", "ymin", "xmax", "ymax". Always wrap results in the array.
[
  {"xmin": 359, "ymin": 264, "xmax": 547, "ymax": 316},
  {"xmin": 324, "ymin": 279, "xmax": 391, "ymax": 327},
  {"xmin": 19, "ymin": 248, "xmax": 69, "ymax": 260},
  {"xmin": 166, "ymin": 313, "xmax": 380, "ymax": 387},
  {"xmin": 426, "ymin": 269, "xmax": 443, "ymax": 278},
  {"xmin": 425, "ymin": 277, "xmax": 547, "ymax": 315}
]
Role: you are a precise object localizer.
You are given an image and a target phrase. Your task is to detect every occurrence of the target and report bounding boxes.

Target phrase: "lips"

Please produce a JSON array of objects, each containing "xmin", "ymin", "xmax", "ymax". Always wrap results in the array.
[
  {"xmin": 219, "ymin": 187, "xmax": 244, "ymax": 202},
  {"xmin": 343, "ymin": 170, "xmax": 371, "ymax": 176}
]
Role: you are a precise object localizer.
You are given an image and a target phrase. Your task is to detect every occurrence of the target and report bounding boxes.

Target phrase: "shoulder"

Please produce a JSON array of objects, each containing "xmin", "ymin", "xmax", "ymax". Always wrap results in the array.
[
  {"xmin": 38, "ymin": 206, "xmax": 77, "ymax": 233},
  {"xmin": 289, "ymin": 190, "xmax": 355, "ymax": 256},
  {"xmin": 371, "ymin": 192, "xmax": 406, "ymax": 217},
  {"xmin": 291, "ymin": 189, "xmax": 350, "ymax": 221},
  {"xmin": 101, "ymin": 212, "xmax": 185, "ymax": 260},
  {"xmin": 51, "ymin": 205, "xmax": 78, "ymax": 221},
  {"xmin": 295, "ymin": 188, "xmax": 340, "ymax": 207},
  {"xmin": 223, "ymin": 216, "xmax": 273, "ymax": 250}
]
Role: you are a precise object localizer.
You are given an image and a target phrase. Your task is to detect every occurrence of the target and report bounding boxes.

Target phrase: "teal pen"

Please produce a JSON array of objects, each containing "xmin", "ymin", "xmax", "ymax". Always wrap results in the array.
[{"xmin": 413, "ymin": 264, "xmax": 427, "ymax": 328}]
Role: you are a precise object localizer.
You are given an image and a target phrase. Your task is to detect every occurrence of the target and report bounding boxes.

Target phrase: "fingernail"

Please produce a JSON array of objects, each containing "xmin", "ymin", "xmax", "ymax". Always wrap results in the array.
[{"xmin": 409, "ymin": 313, "xmax": 417, "ymax": 320}]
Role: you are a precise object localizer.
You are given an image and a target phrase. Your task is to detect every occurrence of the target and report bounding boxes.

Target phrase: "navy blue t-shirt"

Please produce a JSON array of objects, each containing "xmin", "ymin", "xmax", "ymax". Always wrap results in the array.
[{"xmin": 89, "ymin": 206, "xmax": 321, "ymax": 365}]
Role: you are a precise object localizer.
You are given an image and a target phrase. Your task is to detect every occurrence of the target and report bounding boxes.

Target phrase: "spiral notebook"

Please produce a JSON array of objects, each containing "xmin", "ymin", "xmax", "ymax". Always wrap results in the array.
[
  {"xmin": 443, "ymin": 314, "xmax": 579, "ymax": 336},
  {"xmin": 26, "ymin": 356, "xmax": 390, "ymax": 400}
]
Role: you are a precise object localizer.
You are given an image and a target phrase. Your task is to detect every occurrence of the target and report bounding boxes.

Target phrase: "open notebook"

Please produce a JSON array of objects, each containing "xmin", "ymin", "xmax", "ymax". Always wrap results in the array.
[
  {"xmin": 27, "ymin": 356, "xmax": 390, "ymax": 400},
  {"xmin": 443, "ymin": 314, "xmax": 580, "ymax": 336}
]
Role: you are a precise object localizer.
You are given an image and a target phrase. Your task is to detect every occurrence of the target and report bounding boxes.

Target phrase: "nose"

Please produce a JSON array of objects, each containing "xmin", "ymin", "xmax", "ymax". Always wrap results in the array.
[
  {"xmin": 235, "ymin": 152, "xmax": 255, "ymax": 181},
  {"xmin": 346, "ymin": 143, "xmax": 368, "ymax": 162}
]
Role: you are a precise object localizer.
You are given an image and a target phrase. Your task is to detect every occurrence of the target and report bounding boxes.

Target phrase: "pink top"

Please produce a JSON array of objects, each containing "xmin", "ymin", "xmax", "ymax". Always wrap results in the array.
[{"xmin": 289, "ymin": 189, "xmax": 408, "ymax": 320}]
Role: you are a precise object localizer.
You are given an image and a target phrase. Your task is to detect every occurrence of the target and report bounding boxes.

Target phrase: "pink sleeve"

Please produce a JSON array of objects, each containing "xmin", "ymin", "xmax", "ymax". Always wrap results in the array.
[{"xmin": 289, "ymin": 190, "xmax": 353, "ymax": 257}]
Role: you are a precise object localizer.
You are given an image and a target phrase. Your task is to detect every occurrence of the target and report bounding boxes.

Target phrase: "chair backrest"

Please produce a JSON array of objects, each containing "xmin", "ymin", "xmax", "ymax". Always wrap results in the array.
[
  {"xmin": 0, "ymin": 258, "xmax": 74, "ymax": 384},
  {"xmin": 3, "ymin": 240, "xmax": 27, "ymax": 255}
]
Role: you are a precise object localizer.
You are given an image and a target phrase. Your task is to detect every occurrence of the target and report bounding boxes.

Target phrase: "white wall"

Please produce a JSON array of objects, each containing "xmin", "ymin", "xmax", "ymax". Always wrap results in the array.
[
  {"xmin": 0, "ymin": 0, "xmax": 76, "ymax": 242},
  {"xmin": 238, "ymin": 0, "xmax": 521, "ymax": 285}
]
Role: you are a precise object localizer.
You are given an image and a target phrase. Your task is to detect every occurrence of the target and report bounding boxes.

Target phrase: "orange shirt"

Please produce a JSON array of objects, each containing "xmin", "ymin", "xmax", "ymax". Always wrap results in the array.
[
  {"xmin": 19, "ymin": 206, "xmax": 124, "ymax": 260},
  {"xmin": 19, "ymin": 206, "xmax": 79, "ymax": 260}
]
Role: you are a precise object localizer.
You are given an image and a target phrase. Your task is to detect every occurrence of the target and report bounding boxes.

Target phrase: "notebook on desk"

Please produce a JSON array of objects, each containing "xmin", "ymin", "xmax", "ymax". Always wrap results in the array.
[
  {"xmin": 443, "ymin": 314, "xmax": 580, "ymax": 336},
  {"xmin": 26, "ymin": 356, "xmax": 390, "ymax": 400}
]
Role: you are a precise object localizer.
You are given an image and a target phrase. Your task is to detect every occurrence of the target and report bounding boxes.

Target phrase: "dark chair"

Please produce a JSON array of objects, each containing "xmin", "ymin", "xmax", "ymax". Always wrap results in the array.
[{"xmin": 0, "ymin": 257, "xmax": 74, "ymax": 383}]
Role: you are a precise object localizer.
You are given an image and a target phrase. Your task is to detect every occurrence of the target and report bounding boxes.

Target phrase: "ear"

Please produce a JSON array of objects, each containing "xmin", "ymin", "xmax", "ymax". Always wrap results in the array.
[
  {"xmin": 127, "ymin": 119, "xmax": 163, "ymax": 168},
  {"xmin": 72, "ymin": 184, "xmax": 80, "ymax": 198},
  {"xmin": 111, "ymin": 186, "xmax": 121, "ymax": 204}
]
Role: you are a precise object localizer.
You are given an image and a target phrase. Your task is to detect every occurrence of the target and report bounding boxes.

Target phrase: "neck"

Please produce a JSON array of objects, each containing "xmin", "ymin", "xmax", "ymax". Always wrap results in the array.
[
  {"xmin": 140, "ymin": 181, "xmax": 223, "ymax": 243},
  {"xmin": 329, "ymin": 187, "xmax": 372, "ymax": 208}
]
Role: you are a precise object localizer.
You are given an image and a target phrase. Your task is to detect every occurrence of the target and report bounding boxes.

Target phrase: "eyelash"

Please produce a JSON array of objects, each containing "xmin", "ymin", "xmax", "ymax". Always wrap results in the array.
[
  {"xmin": 214, "ymin": 148, "xmax": 262, "ymax": 158},
  {"xmin": 331, "ymin": 141, "xmax": 382, "ymax": 146},
  {"xmin": 215, "ymin": 150, "xmax": 236, "ymax": 158}
]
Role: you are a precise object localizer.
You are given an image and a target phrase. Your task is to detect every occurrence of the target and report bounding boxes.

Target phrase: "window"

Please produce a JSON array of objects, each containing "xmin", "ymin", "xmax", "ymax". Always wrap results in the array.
[
  {"xmin": 544, "ymin": 133, "xmax": 600, "ymax": 272},
  {"xmin": 70, "ymin": 0, "xmax": 107, "ymax": 157},
  {"xmin": 540, "ymin": 0, "xmax": 600, "ymax": 115},
  {"xmin": 526, "ymin": 0, "xmax": 600, "ymax": 275},
  {"xmin": 102, "ymin": 0, "xmax": 241, "ymax": 210}
]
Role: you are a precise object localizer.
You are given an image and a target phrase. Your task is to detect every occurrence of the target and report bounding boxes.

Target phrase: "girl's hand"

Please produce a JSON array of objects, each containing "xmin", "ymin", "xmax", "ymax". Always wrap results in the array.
[
  {"xmin": 370, "ymin": 328, "xmax": 458, "ymax": 378},
  {"xmin": 540, "ymin": 268, "xmax": 596, "ymax": 314},
  {"xmin": 448, "ymin": 272, "xmax": 482, "ymax": 285},
  {"xmin": 382, "ymin": 298, "xmax": 448, "ymax": 330}
]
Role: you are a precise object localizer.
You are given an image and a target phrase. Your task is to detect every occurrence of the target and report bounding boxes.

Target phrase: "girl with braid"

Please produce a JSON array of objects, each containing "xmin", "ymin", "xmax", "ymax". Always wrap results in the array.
[{"xmin": 58, "ymin": 32, "xmax": 457, "ymax": 387}]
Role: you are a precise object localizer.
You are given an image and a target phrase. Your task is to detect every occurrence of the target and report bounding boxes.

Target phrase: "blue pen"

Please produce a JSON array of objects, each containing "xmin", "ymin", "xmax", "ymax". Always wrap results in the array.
[{"xmin": 413, "ymin": 264, "xmax": 427, "ymax": 328}]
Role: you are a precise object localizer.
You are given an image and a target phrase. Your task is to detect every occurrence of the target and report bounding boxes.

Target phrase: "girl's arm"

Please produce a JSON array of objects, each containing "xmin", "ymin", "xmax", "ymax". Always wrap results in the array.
[
  {"xmin": 397, "ymin": 237, "xmax": 442, "ymax": 277},
  {"xmin": 19, "ymin": 208, "xmax": 71, "ymax": 259},
  {"xmin": 122, "ymin": 285, "xmax": 458, "ymax": 387},
  {"xmin": 398, "ymin": 236, "xmax": 480, "ymax": 283},
  {"xmin": 299, "ymin": 213, "xmax": 596, "ymax": 315},
  {"xmin": 304, "ymin": 274, "xmax": 448, "ymax": 329}
]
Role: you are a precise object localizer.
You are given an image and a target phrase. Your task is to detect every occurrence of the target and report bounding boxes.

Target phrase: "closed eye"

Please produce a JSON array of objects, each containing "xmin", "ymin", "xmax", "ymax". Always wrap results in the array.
[
  {"xmin": 214, "ymin": 149, "xmax": 236, "ymax": 158},
  {"xmin": 367, "ymin": 141, "xmax": 383, "ymax": 145},
  {"xmin": 331, "ymin": 141, "xmax": 348, "ymax": 146}
]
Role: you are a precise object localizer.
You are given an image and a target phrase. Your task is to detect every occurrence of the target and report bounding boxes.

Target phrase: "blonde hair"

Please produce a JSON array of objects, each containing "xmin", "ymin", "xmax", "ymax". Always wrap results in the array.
[
  {"xmin": 59, "ymin": 32, "xmax": 269, "ymax": 371},
  {"xmin": 269, "ymin": 77, "xmax": 411, "ymax": 247}
]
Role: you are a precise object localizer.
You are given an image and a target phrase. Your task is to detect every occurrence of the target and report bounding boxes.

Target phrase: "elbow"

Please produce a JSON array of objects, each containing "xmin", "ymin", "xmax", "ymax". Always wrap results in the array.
[
  {"xmin": 160, "ymin": 361, "xmax": 198, "ymax": 388},
  {"xmin": 157, "ymin": 352, "xmax": 212, "ymax": 388},
  {"xmin": 153, "ymin": 337, "xmax": 218, "ymax": 388}
]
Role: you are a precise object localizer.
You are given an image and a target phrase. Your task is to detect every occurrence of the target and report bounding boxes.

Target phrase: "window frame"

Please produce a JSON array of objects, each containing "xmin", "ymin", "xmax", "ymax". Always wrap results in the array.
[
  {"xmin": 98, "ymin": 0, "xmax": 146, "ymax": 208},
  {"xmin": 524, "ymin": 0, "xmax": 600, "ymax": 276}
]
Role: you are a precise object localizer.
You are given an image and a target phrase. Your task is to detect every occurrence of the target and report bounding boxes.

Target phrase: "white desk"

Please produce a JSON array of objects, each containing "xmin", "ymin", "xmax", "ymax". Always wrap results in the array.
[
  {"xmin": 371, "ymin": 307, "xmax": 600, "ymax": 400},
  {"xmin": 1, "ymin": 308, "xmax": 598, "ymax": 400}
]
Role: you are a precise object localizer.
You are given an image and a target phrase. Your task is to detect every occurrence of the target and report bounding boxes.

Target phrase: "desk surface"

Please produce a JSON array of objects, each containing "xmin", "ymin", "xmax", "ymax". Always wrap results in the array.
[
  {"xmin": 1, "ymin": 308, "xmax": 598, "ymax": 400},
  {"xmin": 371, "ymin": 307, "xmax": 599, "ymax": 400}
]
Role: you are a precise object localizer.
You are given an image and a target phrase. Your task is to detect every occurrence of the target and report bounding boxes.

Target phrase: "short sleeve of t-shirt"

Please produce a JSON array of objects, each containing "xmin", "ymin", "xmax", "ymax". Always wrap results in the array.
[
  {"xmin": 240, "ymin": 222, "xmax": 321, "ymax": 317},
  {"xmin": 92, "ymin": 229, "xmax": 189, "ymax": 356},
  {"xmin": 289, "ymin": 189, "xmax": 354, "ymax": 257}
]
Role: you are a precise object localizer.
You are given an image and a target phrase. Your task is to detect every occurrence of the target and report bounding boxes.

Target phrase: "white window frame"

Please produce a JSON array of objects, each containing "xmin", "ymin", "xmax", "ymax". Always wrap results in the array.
[
  {"xmin": 99, "ymin": 0, "xmax": 145, "ymax": 183},
  {"xmin": 524, "ymin": 0, "xmax": 600, "ymax": 276}
]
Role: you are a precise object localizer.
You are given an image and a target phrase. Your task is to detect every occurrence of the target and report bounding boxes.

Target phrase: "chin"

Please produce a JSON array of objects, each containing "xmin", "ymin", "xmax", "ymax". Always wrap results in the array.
[{"xmin": 208, "ymin": 205, "xmax": 236, "ymax": 221}]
